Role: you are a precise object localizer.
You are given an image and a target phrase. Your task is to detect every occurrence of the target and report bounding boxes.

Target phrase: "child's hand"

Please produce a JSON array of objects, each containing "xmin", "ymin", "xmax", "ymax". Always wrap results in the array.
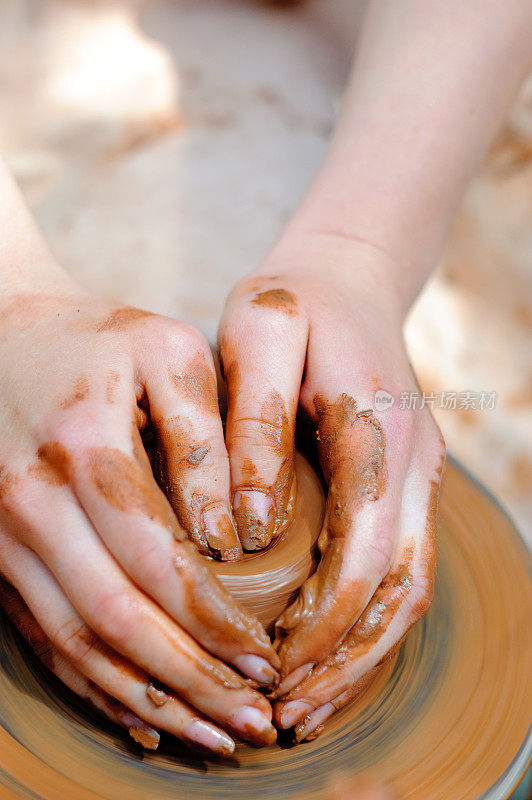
[
  {"xmin": 0, "ymin": 291, "xmax": 279, "ymax": 754},
  {"xmin": 219, "ymin": 235, "xmax": 445, "ymax": 740}
]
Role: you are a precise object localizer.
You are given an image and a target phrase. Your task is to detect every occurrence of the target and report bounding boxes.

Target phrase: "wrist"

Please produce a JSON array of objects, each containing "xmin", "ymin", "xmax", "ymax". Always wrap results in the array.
[{"xmin": 262, "ymin": 228, "xmax": 408, "ymax": 331}]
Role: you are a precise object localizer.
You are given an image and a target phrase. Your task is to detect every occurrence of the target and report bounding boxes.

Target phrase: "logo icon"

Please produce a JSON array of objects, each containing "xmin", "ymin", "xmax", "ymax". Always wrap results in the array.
[{"xmin": 374, "ymin": 390, "xmax": 395, "ymax": 411}]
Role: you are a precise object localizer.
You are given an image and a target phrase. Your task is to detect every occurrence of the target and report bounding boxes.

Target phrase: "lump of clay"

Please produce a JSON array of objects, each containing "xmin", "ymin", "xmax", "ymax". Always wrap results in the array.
[{"xmin": 206, "ymin": 453, "xmax": 325, "ymax": 630}]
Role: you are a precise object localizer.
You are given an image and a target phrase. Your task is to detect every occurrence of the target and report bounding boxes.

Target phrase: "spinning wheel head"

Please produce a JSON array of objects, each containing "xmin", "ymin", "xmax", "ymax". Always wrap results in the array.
[{"xmin": 0, "ymin": 458, "xmax": 530, "ymax": 800}]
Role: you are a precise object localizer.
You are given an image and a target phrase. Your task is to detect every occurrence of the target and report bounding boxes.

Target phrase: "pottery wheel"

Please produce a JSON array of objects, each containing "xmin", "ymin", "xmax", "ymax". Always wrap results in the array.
[{"xmin": 0, "ymin": 457, "xmax": 530, "ymax": 800}]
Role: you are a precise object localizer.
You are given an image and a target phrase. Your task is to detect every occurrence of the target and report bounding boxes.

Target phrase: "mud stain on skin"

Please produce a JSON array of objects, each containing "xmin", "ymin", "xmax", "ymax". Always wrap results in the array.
[
  {"xmin": 186, "ymin": 445, "xmax": 210, "ymax": 466},
  {"xmin": 280, "ymin": 544, "xmax": 418, "ymax": 718},
  {"xmin": 228, "ymin": 390, "xmax": 296, "ymax": 551},
  {"xmin": 168, "ymin": 353, "xmax": 219, "ymax": 416},
  {"xmin": 88, "ymin": 446, "xmax": 183, "ymax": 538},
  {"xmin": 96, "ymin": 307, "xmax": 154, "ymax": 333},
  {"xmin": 105, "ymin": 371, "xmax": 121, "ymax": 404},
  {"xmin": 60, "ymin": 377, "xmax": 90, "ymax": 410},
  {"xmin": 173, "ymin": 546, "xmax": 276, "ymax": 666},
  {"xmin": 313, "ymin": 393, "xmax": 387, "ymax": 499},
  {"xmin": 0, "ymin": 466, "xmax": 17, "ymax": 500},
  {"xmin": 28, "ymin": 442, "xmax": 71, "ymax": 486},
  {"xmin": 273, "ymin": 394, "xmax": 388, "ymax": 671},
  {"xmin": 251, "ymin": 288, "xmax": 298, "ymax": 315}
]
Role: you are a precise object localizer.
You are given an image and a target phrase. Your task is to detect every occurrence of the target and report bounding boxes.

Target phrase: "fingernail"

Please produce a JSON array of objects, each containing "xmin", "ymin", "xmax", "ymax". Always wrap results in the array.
[
  {"xmin": 233, "ymin": 489, "xmax": 275, "ymax": 550},
  {"xmin": 201, "ymin": 503, "xmax": 242, "ymax": 561},
  {"xmin": 234, "ymin": 654, "xmax": 280, "ymax": 687},
  {"xmin": 128, "ymin": 725, "xmax": 160, "ymax": 750},
  {"xmin": 187, "ymin": 719, "xmax": 235, "ymax": 757},
  {"xmin": 230, "ymin": 706, "xmax": 277, "ymax": 746},
  {"xmin": 279, "ymin": 700, "xmax": 314, "ymax": 729},
  {"xmin": 294, "ymin": 702, "xmax": 334, "ymax": 742}
]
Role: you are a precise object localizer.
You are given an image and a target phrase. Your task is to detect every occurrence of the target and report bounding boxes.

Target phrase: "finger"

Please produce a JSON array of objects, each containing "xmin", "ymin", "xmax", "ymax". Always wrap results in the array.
[
  {"xmin": 54, "ymin": 406, "xmax": 279, "ymax": 683},
  {"xmin": 274, "ymin": 391, "xmax": 410, "ymax": 679},
  {"xmin": 219, "ymin": 279, "xmax": 308, "ymax": 550},
  {"xmin": 274, "ymin": 454, "xmax": 443, "ymax": 738},
  {"xmin": 0, "ymin": 565, "xmax": 236, "ymax": 756},
  {"xmin": 2, "ymin": 485, "xmax": 277, "ymax": 745},
  {"xmin": 0, "ymin": 576, "xmax": 162, "ymax": 750},
  {"xmin": 139, "ymin": 327, "xmax": 242, "ymax": 561}
]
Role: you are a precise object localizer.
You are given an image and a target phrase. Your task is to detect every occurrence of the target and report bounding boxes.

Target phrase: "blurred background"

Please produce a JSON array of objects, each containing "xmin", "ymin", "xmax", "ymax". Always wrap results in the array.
[{"xmin": 0, "ymin": 0, "xmax": 530, "ymax": 542}]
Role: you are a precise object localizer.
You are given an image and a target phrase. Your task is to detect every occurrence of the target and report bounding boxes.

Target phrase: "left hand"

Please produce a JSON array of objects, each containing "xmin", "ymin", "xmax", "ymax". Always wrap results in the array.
[{"xmin": 218, "ymin": 233, "xmax": 445, "ymax": 740}]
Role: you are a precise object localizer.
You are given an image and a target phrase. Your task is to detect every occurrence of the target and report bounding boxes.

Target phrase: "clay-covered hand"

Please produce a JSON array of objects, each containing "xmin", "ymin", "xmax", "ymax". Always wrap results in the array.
[
  {"xmin": 218, "ymin": 236, "xmax": 445, "ymax": 740},
  {"xmin": 0, "ymin": 289, "xmax": 280, "ymax": 756}
]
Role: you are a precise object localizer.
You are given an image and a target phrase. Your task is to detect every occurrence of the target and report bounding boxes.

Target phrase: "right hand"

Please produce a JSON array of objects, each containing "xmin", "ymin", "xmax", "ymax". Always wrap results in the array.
[{"xmin": 0, "ymin": 288, "xmax": 279, "ymax": 756}]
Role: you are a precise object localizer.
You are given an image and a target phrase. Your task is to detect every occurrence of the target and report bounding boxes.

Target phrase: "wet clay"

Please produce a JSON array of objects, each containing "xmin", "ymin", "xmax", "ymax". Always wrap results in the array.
[
  {"xmin": 226, "ymin": 383, "xmax": 297, "ymax": 550},
  {"xmin": 0, "ymin": 459, "xmax": 530, "ymax": 800},
  {"xmin": 251, "ymin": 289, "xmax": 298, "ymax": 315},
  {"xmin": 207, "ymin": 453, "xmax": 325, "ymax": 631},
  {"xmin": 272, "ymin": 395, "xmax": 388, "ymax": 670}
]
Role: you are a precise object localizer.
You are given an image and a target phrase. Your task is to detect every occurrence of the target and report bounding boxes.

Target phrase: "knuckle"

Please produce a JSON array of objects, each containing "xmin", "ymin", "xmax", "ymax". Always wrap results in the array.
[
  {"xmin": 180, "ymin": 323, "xmax": 211, "ymax": 355},
  {"xmin": 54, "ymin": 619, "xmax": 97, "ymax": 664},
  {"xmin": 91, "ymin": 590, "xmax": 136, "ymax": 649},
  {"xmin": 227, "ymin": 414, "xmax": 284, "ymax": 448}
]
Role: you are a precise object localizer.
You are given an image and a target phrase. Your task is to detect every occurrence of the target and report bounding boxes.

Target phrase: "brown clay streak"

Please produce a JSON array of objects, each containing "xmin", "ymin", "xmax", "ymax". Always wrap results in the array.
[
  {"xmin": 274, "ymin": 394, "xmax": 387, "ymax": 671},
  {"xmin": 281, "ymin": 544, "xmax": 416, "ymax": 708},
  {"xmin": 60, "ymin": 377, "xmax": 90, "ymax": 410},
  {"xmin": 228, "ymin": 389, "xmax": 296, "ymax": 550},
  {"xmin": 28, "ymin": 442, "xmax": 71, "ymax": 486},
  {"xmin": 251, "ymin": 288, "xmax": 298, "ymax": 315},
  {"xmin": 173, "ymin": 546, "xmax": 278, "ymax": 667},
  {"xmin": 168, "ymin": 353, "xmax": 219, "ymax": 415},
  {"xmin": 87, "ymin": 446, "xmax": 183, "ymax": 538},
  {"xmin": 146, "ymin": 681, "xmax": 168, "ymax": 707},
  {"xmin": 96, "ymin": 307, "xmax": 154, "ymax": 333}
]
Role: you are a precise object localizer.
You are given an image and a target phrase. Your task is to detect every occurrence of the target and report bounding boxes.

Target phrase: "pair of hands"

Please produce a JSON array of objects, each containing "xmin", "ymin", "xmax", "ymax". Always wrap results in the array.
[{"xmin": 0, "ymin": 235, "xmax": 444, "ymax": 755}]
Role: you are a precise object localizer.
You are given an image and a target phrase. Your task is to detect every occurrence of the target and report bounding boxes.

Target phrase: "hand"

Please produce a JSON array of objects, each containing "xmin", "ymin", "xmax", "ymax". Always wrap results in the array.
[
  {"xmin": 218, "ymin": 234, "xmax": 445, "ymax": 741},
  {"xmin": 0, "ymin": 288, "xmax": 280, "ymax": 755}
]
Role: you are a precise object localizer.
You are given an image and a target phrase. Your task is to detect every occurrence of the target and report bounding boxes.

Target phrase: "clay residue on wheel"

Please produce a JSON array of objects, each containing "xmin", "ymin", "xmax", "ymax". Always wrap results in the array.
[{"xmin": 251, "ymin": 288, "xmax": 298, "ymax": 316}]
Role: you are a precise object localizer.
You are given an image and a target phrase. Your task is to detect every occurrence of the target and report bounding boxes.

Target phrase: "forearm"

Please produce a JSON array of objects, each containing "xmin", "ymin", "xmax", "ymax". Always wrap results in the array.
[
  {"xmin": 0, "ymin": 157, "xmax": 77, "ymax": 299},
  {"xmin": 278, "ymin": 0, "xmax": 532, "ymax": 312}
]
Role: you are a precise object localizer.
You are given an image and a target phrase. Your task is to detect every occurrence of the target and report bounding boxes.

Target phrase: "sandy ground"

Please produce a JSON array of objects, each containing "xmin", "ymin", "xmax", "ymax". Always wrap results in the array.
[{"xmin": 0, "ymin": 0, "xmax": 530, "ymax": 543}]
